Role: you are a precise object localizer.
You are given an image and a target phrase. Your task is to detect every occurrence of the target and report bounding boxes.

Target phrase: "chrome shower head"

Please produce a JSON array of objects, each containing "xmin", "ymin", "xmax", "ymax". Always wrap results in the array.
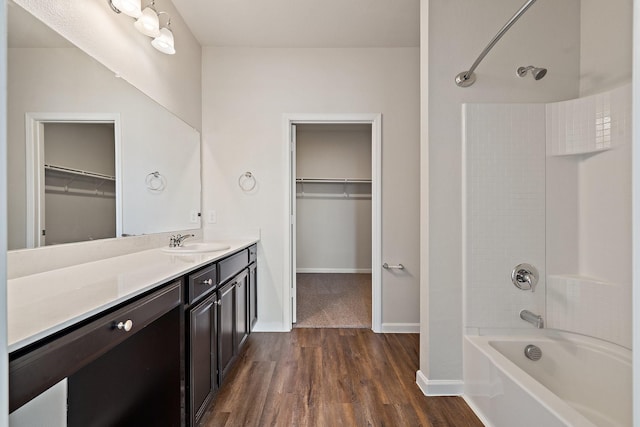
[{"xmin": 517, "ymin": 65, "xmax": 547, "ymax": 80}]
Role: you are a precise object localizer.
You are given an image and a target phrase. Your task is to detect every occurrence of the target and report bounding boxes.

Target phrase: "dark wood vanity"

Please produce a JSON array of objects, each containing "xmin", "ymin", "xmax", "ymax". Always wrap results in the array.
[
  {"xmin": 186, "ymin": 244, "xmax": 258, "ymax": 426},
  {"xmin": 9, "ymin": 243, "xmax": 258, "ymax": 427}
]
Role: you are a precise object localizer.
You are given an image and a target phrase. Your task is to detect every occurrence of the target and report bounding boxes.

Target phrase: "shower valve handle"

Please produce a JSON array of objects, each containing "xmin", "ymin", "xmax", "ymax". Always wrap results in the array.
[{"xmin": 511, "ymin": 263, "xmax": 539, "ymax": 292}]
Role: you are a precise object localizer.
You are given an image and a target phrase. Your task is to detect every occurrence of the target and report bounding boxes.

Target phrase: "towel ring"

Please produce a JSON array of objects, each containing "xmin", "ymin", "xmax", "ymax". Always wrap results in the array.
[
  {"xmin": 238, "ymin": 171, "xmax": 257, "ymax": 192},
  {"xmin": 145, "ymin": 171, "xmax": 166, "ymax": 192}
]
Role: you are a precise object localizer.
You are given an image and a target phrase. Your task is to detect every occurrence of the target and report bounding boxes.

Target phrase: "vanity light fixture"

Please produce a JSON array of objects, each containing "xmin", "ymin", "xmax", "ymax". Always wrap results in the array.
[
  {"xmin": 134, "ymin": 1, "xmax": 160, "ymax": 37},
  {"xmin": 151, "ymin": 12, "xmax": 175, "ymax": 54},
  {"xmin": 109, "ymin": 0, "xmax": 142, "ymax": 18},
  {"xmin": 108, "ymin": 0, "xmax": 176, "ymax": 54}
]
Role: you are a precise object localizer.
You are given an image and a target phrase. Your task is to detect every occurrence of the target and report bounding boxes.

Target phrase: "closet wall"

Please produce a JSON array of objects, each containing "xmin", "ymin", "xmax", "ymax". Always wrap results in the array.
[
  {"xmin": 296, "ymin": 124, "xmax": 372, "ymax": 273},
  {"xmin": 43, "ymin": 123, "xmax": 116, "ymax": 245}
]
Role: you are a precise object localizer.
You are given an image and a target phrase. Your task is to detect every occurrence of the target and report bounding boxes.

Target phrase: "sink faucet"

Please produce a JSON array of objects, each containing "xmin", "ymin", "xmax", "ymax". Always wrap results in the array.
[
  {"xmin": 520, "ymin": 309, "xmax": 544, "ymax": 328},
  {"xmin": 170, "ymin": 234, "xmax": 195, "ymax": 248}
]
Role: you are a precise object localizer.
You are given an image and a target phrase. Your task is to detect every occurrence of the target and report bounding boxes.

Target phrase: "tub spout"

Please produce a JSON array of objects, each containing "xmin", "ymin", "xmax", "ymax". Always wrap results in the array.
[{"xmin": 520, "ymin": 309, "xmax": 544, "ymax": 328}]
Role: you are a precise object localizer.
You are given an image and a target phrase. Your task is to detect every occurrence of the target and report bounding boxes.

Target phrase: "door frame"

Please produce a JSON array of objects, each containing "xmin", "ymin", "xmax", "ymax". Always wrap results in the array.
[
  {"xmin": 25, "ymin": 112, "xmax": 122, "ymax": 248},
  {"xmin": 283, "ymin": 113, "xmax": 382, "ymax": 332}
]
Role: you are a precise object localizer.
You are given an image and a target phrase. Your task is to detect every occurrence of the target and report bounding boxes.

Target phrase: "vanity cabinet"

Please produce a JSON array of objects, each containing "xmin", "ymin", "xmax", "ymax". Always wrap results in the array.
[
  {"xmin": 235, "ymin": 269, "xmax": 250, "ymax": 351},
  {"xmin": 249, "ymin": 258, "xmax": 258, "ymax": 330},
  {"xmin": 185, "ymin": 244, "xmax": 258, "ymax": 426},
  {"xmin": 10, "ymin": 280, "xmax": 184, "ymax": 425},
  {"xmin": 188, "ymin": 292, "xmax": 218, "ymax": 427},
  {"xmin": 217, "ymin": 279, "xmax": 236, "ymax": 384}
]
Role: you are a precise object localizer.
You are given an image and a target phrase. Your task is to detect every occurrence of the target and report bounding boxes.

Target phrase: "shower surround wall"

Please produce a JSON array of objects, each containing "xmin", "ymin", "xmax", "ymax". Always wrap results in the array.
[
  {"xmin": 546, "ymin": 84, "xmax": 632, "ymax": 348},
  {"xmin": 463, "ymin": 83, "xmax": 632, "ymax": 345},
  {"xmin": 463, "ymin": 104, "xmax": 546, "ymax": 330}
]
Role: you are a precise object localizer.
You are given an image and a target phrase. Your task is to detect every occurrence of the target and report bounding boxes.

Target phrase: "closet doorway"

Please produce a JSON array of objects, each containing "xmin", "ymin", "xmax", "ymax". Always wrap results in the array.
[
  {"xmin": 25, "ymin": 113, "xmax": 122, "ymax": 247},
  {"xmin": 285, "ymin": 114, "xmax": 382, "ymax": 331}
]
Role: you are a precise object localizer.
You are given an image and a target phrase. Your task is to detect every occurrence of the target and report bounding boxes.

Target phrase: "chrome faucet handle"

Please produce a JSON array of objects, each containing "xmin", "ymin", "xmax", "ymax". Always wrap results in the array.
[{"xmin": 511, "ymin": 263, "xmax": 539, "ymax": 292}]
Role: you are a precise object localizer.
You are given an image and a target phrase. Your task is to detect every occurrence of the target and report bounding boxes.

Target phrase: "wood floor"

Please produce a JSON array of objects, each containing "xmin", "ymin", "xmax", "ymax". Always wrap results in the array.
[{"xmin": 201, "ymin": 329, "xmax": 483, "ymax": 427}]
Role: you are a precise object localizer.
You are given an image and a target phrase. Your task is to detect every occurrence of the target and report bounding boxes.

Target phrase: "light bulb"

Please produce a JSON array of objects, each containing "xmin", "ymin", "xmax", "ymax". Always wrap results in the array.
[
  {"xmin": 134, "ymin": 7, "xmax": 160, "ymax": 37},
  {"xmin": 111, "ymin": 0, "xmax": 142, "ymax": 18},
  {"xmin": 152, "ymin": 27, "xmax": 176, "ymax": 54}
]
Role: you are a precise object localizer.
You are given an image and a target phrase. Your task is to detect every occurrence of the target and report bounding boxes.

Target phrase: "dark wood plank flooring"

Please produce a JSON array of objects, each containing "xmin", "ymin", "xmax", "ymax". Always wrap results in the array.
[{"xmin": 201, "ymin": 329, "xmax": 483, "ymax": 427}]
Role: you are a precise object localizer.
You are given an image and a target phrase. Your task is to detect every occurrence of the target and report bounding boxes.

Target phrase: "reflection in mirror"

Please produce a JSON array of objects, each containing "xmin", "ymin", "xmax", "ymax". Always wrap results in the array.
[
  {"xmin": 42, "ymin": 122, "xmax": 117, "ymax": 246},
  {"xmin": 7, "ymin": 1, "xmax": 201, "ymax": 250}
]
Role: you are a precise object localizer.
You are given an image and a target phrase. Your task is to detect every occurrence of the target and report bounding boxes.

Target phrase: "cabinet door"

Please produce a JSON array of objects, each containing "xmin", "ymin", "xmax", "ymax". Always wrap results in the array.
[
  {"xmin": 235, "ymin": 270, "xmax": 249, "ymax": 350},
  {"xmin": 189, "ymin": 293, "xmax": 217, "ymax": 427},
  {"xmin": 217, "ymin": 281, "xmax": 236, "ymax": 384},
  {"xmin": 249, "ymin": 262, "xmax": 257, "ymax": 331}
]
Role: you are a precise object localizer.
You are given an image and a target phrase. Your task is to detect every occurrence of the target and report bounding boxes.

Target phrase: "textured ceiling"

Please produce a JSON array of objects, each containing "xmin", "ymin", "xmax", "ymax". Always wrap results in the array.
[
  {"xmin": 8, "ymin": 1, "xmax": 73, "ymax": 48},
  {"xmin": 170, "ymin": 0, "xmax": 420, "ymax": 48}
]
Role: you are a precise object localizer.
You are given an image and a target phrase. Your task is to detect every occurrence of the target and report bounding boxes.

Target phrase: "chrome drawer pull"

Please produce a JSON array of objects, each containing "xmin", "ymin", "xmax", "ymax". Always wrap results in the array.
[
  {"xmin": 201, "ymin": 278, "xmax": 213, "ymax": 286},
  {"xmin": 116, "ymin": 320, "xmax": 133, "ymax": 332}
]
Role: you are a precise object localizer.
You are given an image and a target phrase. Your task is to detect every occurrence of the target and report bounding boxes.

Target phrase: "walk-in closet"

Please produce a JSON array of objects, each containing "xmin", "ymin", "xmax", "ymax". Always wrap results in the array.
[
  {"xmin": 294, "ymin": 123, "xmax": 372, "ymax": 328},
  {"xmin": 42, "ymin": 122, "xmax": 116, "ymax": 245}
]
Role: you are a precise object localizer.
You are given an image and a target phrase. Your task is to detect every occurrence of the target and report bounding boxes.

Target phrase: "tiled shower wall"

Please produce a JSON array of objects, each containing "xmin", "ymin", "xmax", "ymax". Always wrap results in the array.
[
  {"xmin": 546, "ymin": 85, "xmax": 632, "ymax": 348},
  {"xmin": 463, "ymin": 104, "xmax": 546, "ymax": 330},
  {"xmin": 463, "ymin": 85, "xmax": 631, "ymax": 348}
]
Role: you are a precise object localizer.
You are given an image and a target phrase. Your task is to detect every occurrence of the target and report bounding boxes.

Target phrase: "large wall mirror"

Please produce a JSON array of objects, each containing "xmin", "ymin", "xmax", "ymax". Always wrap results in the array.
[{"xmin": 7, "ymin": 1, "xmax": 201, "ymax": 250}]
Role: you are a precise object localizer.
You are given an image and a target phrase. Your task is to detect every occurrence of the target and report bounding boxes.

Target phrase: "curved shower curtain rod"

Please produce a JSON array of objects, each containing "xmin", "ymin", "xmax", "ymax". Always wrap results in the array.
[{"xmin": 455, "ymin": 0, "xmax": 538, "ymax": 87}]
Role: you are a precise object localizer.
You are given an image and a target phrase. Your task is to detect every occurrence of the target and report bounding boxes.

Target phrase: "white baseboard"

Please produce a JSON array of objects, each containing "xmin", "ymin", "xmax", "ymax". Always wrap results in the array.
[
  {"xmin": 296, "ymin": 268, "xmax": 372, "ymax": 274},
  {"xmin": 416, "ymin": 370, "xmax": 463, "ymax": 396},
  {"xmin": 380, "ymin": 323, "xmax": 420, "ymax": 333}
]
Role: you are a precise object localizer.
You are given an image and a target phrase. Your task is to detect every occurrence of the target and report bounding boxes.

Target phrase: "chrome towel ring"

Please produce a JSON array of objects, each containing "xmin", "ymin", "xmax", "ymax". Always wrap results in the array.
[
  {"xmin": 145, "ymin": 171, "xmax": 166, "ymax": 192},
  {"xmin": 238, "ymin": 171, "xmax": 257, "ymax": 192}
]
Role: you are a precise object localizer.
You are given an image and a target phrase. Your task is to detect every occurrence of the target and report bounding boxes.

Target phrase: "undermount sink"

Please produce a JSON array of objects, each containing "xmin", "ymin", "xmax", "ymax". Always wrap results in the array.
[{"xmin": 161, "ymin": 242, "xmax": 231, "ymax": 254}]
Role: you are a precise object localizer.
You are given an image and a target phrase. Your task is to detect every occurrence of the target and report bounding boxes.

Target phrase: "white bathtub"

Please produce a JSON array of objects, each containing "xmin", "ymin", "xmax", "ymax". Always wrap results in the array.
[{"xmin": 463, "ymin": 332, "xmax": 631, "ymax": 427}]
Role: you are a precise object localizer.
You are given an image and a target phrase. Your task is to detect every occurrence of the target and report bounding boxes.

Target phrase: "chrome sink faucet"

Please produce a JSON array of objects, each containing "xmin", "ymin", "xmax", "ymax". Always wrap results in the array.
[
  {"xmin": 169, "ymin": 234, "xmax": 195, "ymax": 248},
  {"xmin": 520, "ymin": 309, "xmax": 544, "ymax": 328}
]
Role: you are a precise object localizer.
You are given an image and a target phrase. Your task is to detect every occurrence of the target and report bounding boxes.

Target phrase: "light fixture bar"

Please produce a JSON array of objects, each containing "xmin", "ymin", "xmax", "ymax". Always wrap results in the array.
[{"xmin": 108, "ymin": 0, "xmax": 176, "ymax": 54}]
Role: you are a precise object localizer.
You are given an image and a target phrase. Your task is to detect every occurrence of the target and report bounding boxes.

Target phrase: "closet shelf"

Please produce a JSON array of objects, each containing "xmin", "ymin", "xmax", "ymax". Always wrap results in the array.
[{"xmin": 45, "ymin": 164, "xmax": 116, "ymax": 181}]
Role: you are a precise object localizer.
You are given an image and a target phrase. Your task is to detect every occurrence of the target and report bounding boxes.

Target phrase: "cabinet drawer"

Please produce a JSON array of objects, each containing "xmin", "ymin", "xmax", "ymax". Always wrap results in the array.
[
  {"xmin": 249, "ymin": 244, "xmax": 257, "ymax": 263},
  {"xmin": 9, "ymin": 280, "xmax": 183, "ymax": 413},
  {"xmin": 218, "ymin": 249, "xmax": 249, "ymax": 285},
  {"xmin": 188, "ymin": 263, "xmax": 217, "ymax": 304}
]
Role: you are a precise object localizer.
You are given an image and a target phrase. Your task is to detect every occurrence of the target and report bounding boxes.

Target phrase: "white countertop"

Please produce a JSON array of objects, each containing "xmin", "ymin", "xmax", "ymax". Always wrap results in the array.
[{"xmin": 7, "ymin": 239, "xmax": 258, "ymax": 353}]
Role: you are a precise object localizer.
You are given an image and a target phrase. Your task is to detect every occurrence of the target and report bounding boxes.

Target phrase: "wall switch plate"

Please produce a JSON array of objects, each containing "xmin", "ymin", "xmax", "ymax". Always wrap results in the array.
[
  {"xmin": 208, "ymin": 210, "xmax": 217, "ymax": 224},
  {"xmin": 189, "ymin": 210, "xmax": 199, "ymax": 223}
]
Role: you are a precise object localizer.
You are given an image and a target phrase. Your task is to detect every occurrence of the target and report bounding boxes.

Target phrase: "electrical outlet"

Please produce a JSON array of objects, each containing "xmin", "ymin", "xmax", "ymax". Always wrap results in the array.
[
  {"xmin": 208, "ymin": 210, "xmax": 217, "ymax": 224},
  {"xmin": 189, "ymin": 210, "xmax": 199, "ymax": 223}
]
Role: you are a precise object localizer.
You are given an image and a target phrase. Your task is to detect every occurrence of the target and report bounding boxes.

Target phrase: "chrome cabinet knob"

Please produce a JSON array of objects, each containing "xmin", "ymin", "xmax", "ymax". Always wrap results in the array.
[
  {"xmin": 116, "ymin": 319, "xmax": 133, "ymax": 332},
  {"xmin": 201, "ymin": 278, "xmax": 213, "ymax": 286},
  {"xmin": 216, "ymin": 300, "xmax": 222, "ymax": 306}
]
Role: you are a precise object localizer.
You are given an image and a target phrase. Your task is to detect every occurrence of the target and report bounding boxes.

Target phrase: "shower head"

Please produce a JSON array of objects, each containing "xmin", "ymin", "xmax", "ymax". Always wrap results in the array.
[{"xmin": 517, "ymin": 65, "xmax": 547, "ymax": 80}]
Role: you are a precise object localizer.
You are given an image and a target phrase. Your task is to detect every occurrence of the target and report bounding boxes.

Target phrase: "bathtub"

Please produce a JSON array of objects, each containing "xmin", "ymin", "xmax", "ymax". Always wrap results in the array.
[{"xmin": 463, "ymin": 332, "xmax": 631, "ymax": 427}]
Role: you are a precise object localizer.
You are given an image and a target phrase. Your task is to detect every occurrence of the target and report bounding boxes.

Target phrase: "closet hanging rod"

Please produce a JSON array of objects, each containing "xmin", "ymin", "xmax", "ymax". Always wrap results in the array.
[
  {"xmin": 45, "ymin": 184, "xmax": 116, "ymax": 198},
  {"xmin": 295, "ymin": 178, "xmax": 371, "ymax": 184},
  {"xmin": 45, "ymin": 164, "xmax": 116, "ymax": 181},
  {"xmin": 455, "ymin": 0, "xmax": 538, "ymax": 87}
]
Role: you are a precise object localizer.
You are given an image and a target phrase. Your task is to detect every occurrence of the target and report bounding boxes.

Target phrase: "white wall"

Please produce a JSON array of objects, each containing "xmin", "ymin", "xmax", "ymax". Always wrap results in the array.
[
  {"xmin": 202, "ymin": 47, "xmax": 420, "ymax": 331},
  {"xmin": 580, "ymin": 0, "xmax": 633, "ymax": 97},
  {"xmin": 0, "ymin": 0, "xmax": 8, "ymax": 423},
  {"xmin": 422, "ymin": 0, "xmax": 580, "ymax": 390},
  {"xmin": 13, "ymin": 0, "xmax": 202, "ymax": 129},
  {"xmin": 296, "ymin": 125, "xmax": 372, "ymax": 272}
]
